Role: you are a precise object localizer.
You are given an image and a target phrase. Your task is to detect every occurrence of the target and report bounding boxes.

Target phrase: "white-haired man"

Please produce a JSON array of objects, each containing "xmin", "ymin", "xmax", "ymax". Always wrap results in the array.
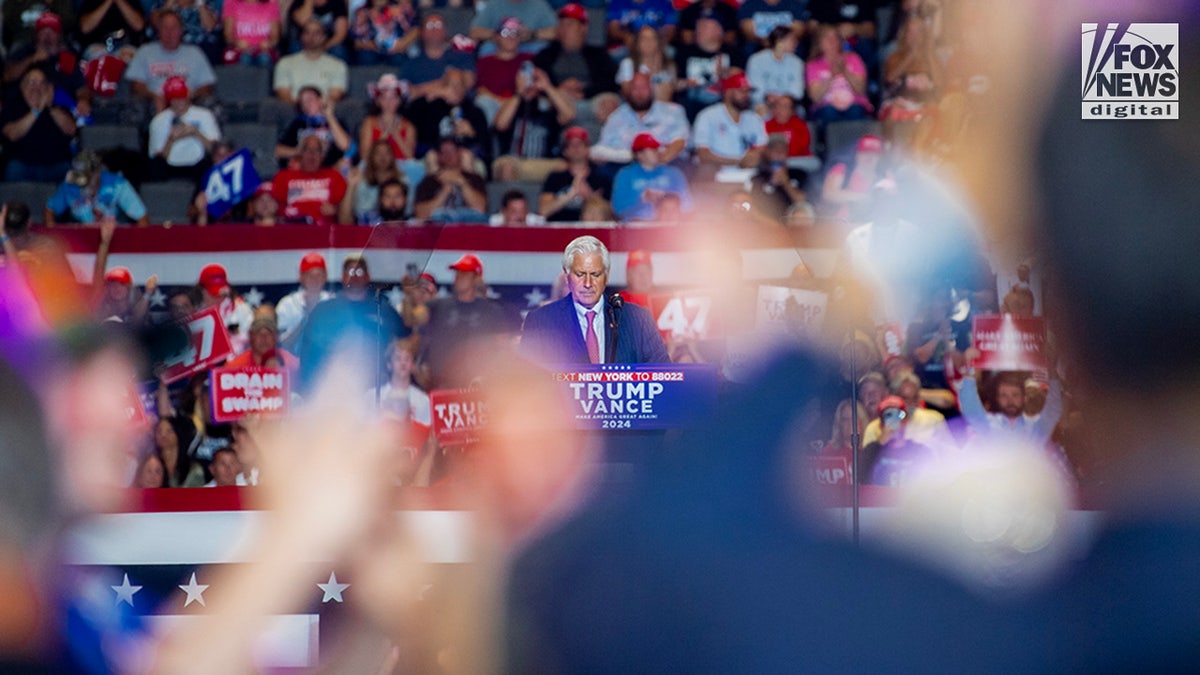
[{"xmin": 521, "ymin": 235, "xmax": 669, "ymax": 364}]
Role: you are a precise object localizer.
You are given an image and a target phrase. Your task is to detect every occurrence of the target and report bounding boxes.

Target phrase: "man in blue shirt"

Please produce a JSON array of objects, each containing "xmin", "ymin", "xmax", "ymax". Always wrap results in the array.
[
  {"xmin": 45, "ymin": 151, "xmax": 149, "ymax": 226},
  {"xmin": 610, "ymin": 132, "xmax": 692, "ymax": 221}
]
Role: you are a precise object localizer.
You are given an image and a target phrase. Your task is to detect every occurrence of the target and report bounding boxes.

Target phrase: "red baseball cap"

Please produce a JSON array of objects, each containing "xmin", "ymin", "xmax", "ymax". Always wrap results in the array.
[
  {"xmin": 563, "ymin": 126, "xmax": 590, "ymax": 144},
  {"xmin": 857, "ymin": 134, "xmax": 884, "ymax": 154},
  {"xmin": 35, "ymin": 12, "xmax": 62, "ymax": 33},
  {"xmin": 104, "ymin": 266, "xmax": 132, "ymax": 285},
  {"xmin": 626, "ymin": 249, "xmax": 652, "ymax": 270},
  {"xmin": 418, "ymin": 272, "xmax": 437, "ymax": 286},
  {"xmin": 198, "ymin": 263, "xmax": 229, "ymax": 296},
  {"xmin": 720, "ymin": 72, "xmax": 754, "ymax": 92},
  {"xmin": 448, "ymin": 253, "xmax": 483, "ymax": 275},
  {"xmin": 299, "ymin": 251, "xmax": 326, "ymax": 274},
  {"xmin": 631, "ymin": 132, "xmax": 660, "ymax": 152},
  {"xmin": 163, "ymin": 76, "xmax": 189, "ymax": 101},
  {"xmin": 878, "ymin": 395, "xmax": 908, "ymax": 415},
  {"xmin": 558, "ymin": 3, "xmax": 588, "ymax": 22}
]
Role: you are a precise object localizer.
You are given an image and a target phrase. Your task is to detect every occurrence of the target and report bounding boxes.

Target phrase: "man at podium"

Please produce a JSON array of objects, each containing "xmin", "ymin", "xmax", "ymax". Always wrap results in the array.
[{"xmin": 522, "ymin": 235, "xmax": 669, "ymax": 364}]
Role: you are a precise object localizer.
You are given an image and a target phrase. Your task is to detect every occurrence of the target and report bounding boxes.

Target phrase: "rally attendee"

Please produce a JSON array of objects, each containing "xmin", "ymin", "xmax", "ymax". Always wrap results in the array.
[
  {"xmin": 539, "ymin": 126, "xmax": 612, "ymax": 223},
  {"xmin": 405, "ymin": 68, "xmax": 491, "ymax": 161},
  {"xmin": 748, "ymin": 135, "xmax": 809, "ymax": 221},
  {"xmin": 225, "ymin": 316, "xmax": 301, "ymax": 372},
  {"xmin": 133, "ymin": 451, "xmax": 169, "ymax": 488},
  {"xmin": 764, "ymin": 94, "xmax": 813, "ymax": 158},
  {"xmin": 341, "ymin": 141, "xmax": 408, "ymax": 224},
  {"xmin": 3, "ymin": 13, "xmax": 88, "ymax": 119},
  {"xmin": 358, "ymin": 74, "xmax": 417, "ymax": 162},
  {"xmin": 288, "ymin": 0, "xmax": 349, "ymax": 60},
  {"xmin": 222, "ymin": 0, "xmax": 282, "ymax": 66},
  {"xmin": 674, "ymin": 9, "xmax": 739, "ymax": 120},
  {"xmin": 125, "ymin": 10, "xmax": 216, "ymax": 114},
  {"xmin": 806, "ymin": 23, "xmax": 873, "ymax": 130},
  {"xmin": 3, "ymin": 0, "xmax": 76, "ymax": 54},
  {"xmin": 531, "ymin": 3, "xmax": 618, "ymax": 102},
  {"xmin": 416, "ymin": 253, "xmax": 519, "ymax": 389},
  {"xmin": 350, "ymin": 0, "xmax": 418, "ymax": 66},
  {"xmin": 475, "ymin": 17, "xmax": 535, "ymax": 115},
  {"xmin": 880, "ymin": 13, "xmax": 942, "ymax": 123},
  {"xmin": 147, "ymin": 76, "xmax": 221, "ymax": 186},
  {"xmin": 297, "ymin": 254, "xmax": 410, "ymax": 392},
  {"xmin": 276, "ymin": 251, "xmax": 335, "ymax": 347},
  {"xmin": 591, "ymin": 72, "xmax": 690, "ymax": 166},
  {"xmin": 746, "ymin": 25, "xmax": 805, "ymax": 109},
  {"xmin": 610, "ymin": 132, "xmax": 692, "ymax": 221},
  {"xmin": 1, "ymin": 65, "xmax": 76, "ymax": 182},
  {"xmin": 275, "ymin": 85, "xmax": 351, "ymax": 168},
  {"xmin": 860, "ymin": 395, "xmax": 938, "ymax": 486},
  {"xmin": 146, "ymin": 0, "xmax": 222, "ymax": 63},
  {"xmin": 956, "ymin": 371, "xmax": 1062, "ymax": 446},
  {"xmin": 91, "ymin": 220, "xmax": 156, "ymax": 323},
  {"xmin": 272, "ymin": 19, "xmax": 348, "ymax": 104},
  {"xmin": 522, "ymin": 235, "xmax": 669, "ymax": 364},
  {"xmin": 469, "ymin": 0, "xmax": 557, "ymax": 51},
  {"xmin": 821, "ymin": 134, "xmax": 888, "ymax": 222},
  {"xmin": 45, "ymin": 151, "xmax": 149, "ymax": 226},
  {"xmin": 820, "ymin": 398, "xmax": 869, "ymax": 471},
  {"xmin": 616, "ymin": 25, "xmax": 677, "ymax": 103},
  {"xmin": 77, "ymin": 0, "xmax": 147, "ymax": 54},
  {"xmin": 400, "ymin": 14, "xmax": 476, "ymax": 92},
  {"xmin": 738, "ymin": 0, "xmax": 806, "ymax": 53},
  {"xmin": 204, "ymin": 447, "xmax": 242, "ymax": 487},
  {"xmin": 155, "ymin": 414, "xmax": 207, "ymax": 487},
  {"xmin": 861, "ymin": 370, "xmax": 951, "ymax": 448},
  {"xmin": 369, "ymin": 336, "xmax": 432, "ymax": 425},
  {"xmin": 618, "ymin": 248, "xmax": 653, "ymax": 307},
  {"xmin": 412, "ymin": 137, "xmax": 488, "ymax": 222},
  {"xmin": 197, "ymin": 262, "xmax": 256, "ymax": 353},
  {"xmin": 493, "ymin": 64, "xmax": 576, "ymax": 161},
  {"xmin": 607, "ymin": 0, "xmax": 677, "ymax": 48},
  {"xmin": 489, "ymin": 190, "xmax": 546, "ymax": 226},
  {"xmin": 271, "ymin": 135, "xmax": 348, "ymax": 224},
  {"xmin": 692, "ymin": 71, "xmax": 768, "ymax": 174}
]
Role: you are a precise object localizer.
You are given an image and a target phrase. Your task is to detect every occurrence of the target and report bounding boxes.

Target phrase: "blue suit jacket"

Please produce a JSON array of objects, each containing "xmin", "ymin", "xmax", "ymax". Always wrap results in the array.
[{"xmin": 521, "ymin": 295, "xmax": 670, "ymax": 365}]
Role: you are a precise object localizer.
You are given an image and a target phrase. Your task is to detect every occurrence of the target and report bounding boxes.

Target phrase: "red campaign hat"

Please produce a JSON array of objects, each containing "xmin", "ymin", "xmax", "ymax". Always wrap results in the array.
[
  {"xmin": 299, "ymin": 251, "xmax": 326, "ymax": 274},
  {"xmin": 720, "ymin": 72, "xmax": 754, "ymax": 92},
  {"xmin": 418, "ymin": 272, "xmax": 437, "ymax": 286},
  {"xmin": 104, "ymin": 266, "xmax": 133, "ymax": 285},
  {"xmin": 857, "ymin": 134, "xmax": 884, "ymax": 154},
  {"xmin": 878, "ymin": 395, "xmax": 908, "ymax": 415},
  {"xmin": 448, "ymin": 253, "xmax": 483, "ymax": 275},
  {"xmin": 563, "ymin": 126, "xmax": 590, "ymax": 143},
  {"xmin": 558, "ymin": 3, "xmax": 588, "ymax": 22},
  {"xmin": 198, "ymin": 263, "xmax": 229, "ymax": 296},
  {"xmin": 163, "ymin": 76, "xmax": 189, "ymax": 101},
  {"xmin": 631, "ymin": 132, "xmax": 661, "ymax": 152},
  {"xmin": 626, "ymin": 249, "xmax": 652, "ymax": 270},
  {"xmin": 35, "ymin": 12, "xmax": 62, "ymax": 33}
]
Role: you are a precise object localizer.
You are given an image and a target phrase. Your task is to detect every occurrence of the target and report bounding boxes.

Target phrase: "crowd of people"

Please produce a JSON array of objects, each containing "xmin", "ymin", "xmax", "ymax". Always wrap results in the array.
[{"xmin": 0, "ymin": 0, "xmax": 970, "ymax": 226}]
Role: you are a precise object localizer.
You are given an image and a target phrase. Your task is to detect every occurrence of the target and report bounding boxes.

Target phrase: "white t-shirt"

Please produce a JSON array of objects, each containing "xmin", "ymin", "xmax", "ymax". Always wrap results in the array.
[
  {"xmin": 746, "ymin": 50, "xmax": 805, "ymax": 105},
  {"xmin": 148, "ymin": 105, "xmax": 221, "ymax": 166},
  {"xmin": 367, "ymin": 382, "xmax": 432, "ymax": 426},
  {"xmin": 273, "ymin": 52, "xmax": 349, "ymax": 99},
  {"xmin": 691, "ymin": 103, "xmax": 768, "ymax": 160}
]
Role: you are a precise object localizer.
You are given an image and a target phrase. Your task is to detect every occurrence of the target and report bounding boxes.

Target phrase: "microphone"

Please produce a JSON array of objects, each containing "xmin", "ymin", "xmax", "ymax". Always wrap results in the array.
[{"xmin": 607, "ymin": 292, "xmax": 624, "ymax": 327}]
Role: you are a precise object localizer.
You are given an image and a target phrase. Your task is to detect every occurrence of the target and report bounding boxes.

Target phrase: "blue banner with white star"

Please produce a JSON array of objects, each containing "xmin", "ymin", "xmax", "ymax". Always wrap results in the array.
[{"xmin": 552, "ymin": 364, "xmax": 719, "ymax": 430}]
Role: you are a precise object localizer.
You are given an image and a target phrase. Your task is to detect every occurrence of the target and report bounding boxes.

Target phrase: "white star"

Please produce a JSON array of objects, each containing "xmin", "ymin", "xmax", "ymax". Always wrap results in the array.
[
  {"xmin": 524, "ymin": 286, "xmax": 548, "ymax": 307},
  {"xmin": 386, "ymin": 286, "xmax": 405, "ymax": 308},
  {"xmin": 179, "ymin": 572, "xmax": 209, "ymax": 608},
  {"xmin": 317, "ymin": 572, "xmax": 350, "ymax": 603},
  {"xmin": 243, "ymin": 287, "xmax": 265, "ymax": 307},
  {"xmin": 146, "ymin": 287, "xmax": 166, "ymax": 308},
  {"xmin": 111, "ymin": 573, "xmax": 142, "ymax": 607}
]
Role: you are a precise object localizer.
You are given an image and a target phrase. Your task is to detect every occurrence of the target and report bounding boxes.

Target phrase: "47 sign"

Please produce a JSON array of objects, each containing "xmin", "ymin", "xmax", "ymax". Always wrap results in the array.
[
  {"xmin": 203, "ymin": 148, "xmax": 262, "ymax": 219},
  {"xmin": 161, "ymin": 306, "xmax": 234, "ymax": 383}
]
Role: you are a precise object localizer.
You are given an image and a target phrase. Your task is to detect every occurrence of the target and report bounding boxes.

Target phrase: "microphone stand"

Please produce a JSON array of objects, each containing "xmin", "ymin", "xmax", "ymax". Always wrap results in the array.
[
  {"xmin": 607, "ymin": 293, "xmax": 623, "ymax": 364},
  {"xmin": 375, "ymin": 284, "xmax": 383, "ymax": 407},
  {"xmin": 849, "ymin": 337, "xmax": 861, "ymax": 545}
]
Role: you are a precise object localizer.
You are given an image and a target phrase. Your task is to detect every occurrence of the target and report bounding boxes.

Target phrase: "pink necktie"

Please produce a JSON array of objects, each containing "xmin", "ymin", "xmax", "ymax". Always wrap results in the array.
[{"xmin": 585, "ymin": 310, "xmax": 600, "ymax": 363}]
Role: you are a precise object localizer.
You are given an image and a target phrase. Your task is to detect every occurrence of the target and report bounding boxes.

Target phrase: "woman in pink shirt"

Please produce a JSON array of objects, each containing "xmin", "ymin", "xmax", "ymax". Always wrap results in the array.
[
  {"xmin": 223, "ymin": 0, "xmax": 282, "ymax": 65},
  {"xmin": 806, "ymin": 24, "xmax": 873, "ymax": 129}
]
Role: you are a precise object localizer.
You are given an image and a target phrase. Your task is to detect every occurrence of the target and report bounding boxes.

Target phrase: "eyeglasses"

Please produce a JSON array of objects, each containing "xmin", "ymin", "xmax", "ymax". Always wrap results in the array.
[{"xmin": 346, "ymin": 268, "xmax": 367, "ymax": 277}]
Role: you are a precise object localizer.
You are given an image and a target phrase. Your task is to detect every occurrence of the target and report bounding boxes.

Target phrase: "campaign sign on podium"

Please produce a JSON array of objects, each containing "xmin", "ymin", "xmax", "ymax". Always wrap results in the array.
[{"xmin": 552, "ymin": 364, "xmax": 719, "ymax": 430}]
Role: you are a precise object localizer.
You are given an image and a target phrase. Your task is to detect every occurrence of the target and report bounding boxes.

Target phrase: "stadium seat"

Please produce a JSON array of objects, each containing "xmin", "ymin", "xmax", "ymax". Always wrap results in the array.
[
  {"xmin": 348, "ymin": 65, "xmax": 395, "ymax": 99},
  {"xmin": 222, "ymin": 122, "xmax": 281, "ymax": 180},
  {"xmin": 80, "ymin": 124, "xmax": 143, "ymax": 154},
  {"xmin": 486, "ymin": 180, "xmax": 542, "ymax": 214},
  {"xmin": 89, "ymin": 79, "xmax": 135, "ymax": 125},
  {"xmin": 334, "ymin": 98, "xmax": 367, "ymax": 141},
  {"xmin": 0, "ymin": 182, "xmax": 59, "ymax": 222},
  {"xmin": 214, "ymin": 65, "xmax": 273, "ymax": 123},
  {"xmin": 440, "ymin": 6, "xmax": 474, "ymax": 38},
  {"xmin": 825, "ymin": 119, "xmax": 883, "ymax": 161},
  {"xmin": 585, "ymin": 7, "xmax": 607, "ymax": 47},
  {"xmin": 139, "ymin": 180, "xmax": 196, "ymax": 224}
]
